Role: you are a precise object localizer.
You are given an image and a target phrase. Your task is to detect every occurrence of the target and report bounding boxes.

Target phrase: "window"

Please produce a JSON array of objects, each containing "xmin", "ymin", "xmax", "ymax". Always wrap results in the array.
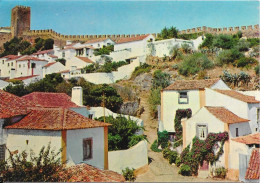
[
  {"xmin": 7, "ymin": 63, "xmax": 9, "ymax": 67},
  {"xmin": 83, "ymin": 138, "xmax": 92, "ymax": 160},
  {"xmin": 236, "ymin": 128, "xmax": 239, "ymax": 137},
  {"xmin": 62, "ymin": 52, "xmax": 65, "ymax": 58},
  {"xmin": 0, "ymin": 144, "xmax": 5, "ymax": 161},
  {"xmin": 2, "ymin": 60, "xmax": 4, "ymax": 64},
  {"xmin": 257, "ymin": 108, "xmax": 260, "ymax": 122},
  {"xmin": 19, "ymin": 64, "xmax": 21, "ymax": 68},
  {"xmin": 11, "ymin": 62, "xmax": 13, "ymax": 66},
  {"xmin": 31, "ymin": 63, "xmax": 36, "ymax": 68},
  {"xmin": 88, "ymin": 114, "xmax": 93, "ymax": 119},
  {"xmin": 196, "ymin": 124, "xmax": 208, "ymax": 140},
  {"xmin": 178, "ymin": 92, "xmax": 188, "ymax": 104}
]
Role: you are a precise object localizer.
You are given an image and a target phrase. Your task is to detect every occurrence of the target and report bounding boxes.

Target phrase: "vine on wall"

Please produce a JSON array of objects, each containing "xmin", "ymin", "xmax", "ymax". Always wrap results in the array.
[{"xmin": 174, "ymin": 109, "xmax": 192, "ymax": 147}]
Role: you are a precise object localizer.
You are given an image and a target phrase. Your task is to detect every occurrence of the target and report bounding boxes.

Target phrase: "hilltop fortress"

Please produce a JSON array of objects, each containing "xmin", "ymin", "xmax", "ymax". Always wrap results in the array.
[{"xmin": 0, "ymin": 6, "xmax": 259, "ymax": 48}]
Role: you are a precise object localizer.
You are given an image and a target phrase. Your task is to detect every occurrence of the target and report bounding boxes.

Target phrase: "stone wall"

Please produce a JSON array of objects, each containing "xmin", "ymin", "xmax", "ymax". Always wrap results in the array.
[{"xmin": 0, "ymin": 33, "xmax": 12, "ymax": 52}]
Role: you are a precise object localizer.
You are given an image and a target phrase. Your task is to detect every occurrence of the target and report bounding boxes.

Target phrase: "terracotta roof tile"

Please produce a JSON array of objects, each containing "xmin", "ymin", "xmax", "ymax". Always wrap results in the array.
[
  {"xmin": 164, "ymin": 79, "xmax": 220, "ymax": 91},
  {"xmin": 60, "ymin": 164, "xmax": 125, "ymax": 182},
  {"xmin": 76, "ymin": 57, "xmax": 94, "ymax": 63},
  {"xmin": 43, "ymin": 62, "xmax": 56, "ymax": 68},
  {"xmin": 22, "ymin": 92, "xmax": 78, "ymax": 108},
  {"xmin": 232, "ymin": 133, "xmax": 260, "ymax": 145},
  {"xmin": 245, "ymin": 148, "xmax": 260, "ymax": 180},
  {"xmin": 0, "ymin": 90, "xmax": 34, "ymax": 118},
  {"xmin": 57, "ymin": 69, "xmax": 70, "ymax": 74},
  {"xmin": 205, "ymin": 106, "xmax": 249, "ymax": 124},
  {"xmin": 115, "ymin": 34, "xmax": 150, "ymax": 44},
  {"xmin": 63, "ymin": 46, "xmax": 76, "ymax": 50},
  {"xmin": 17, "ymin": 56, "xmax": 47, "ymax": 62},
  {"xmin": 5, "ymin": 55, "xmax": 23, "ymax": 61},
  {"xmin": 84, "ymin": 38, "xmax": 109, "ymax": 44},
  {"xmin": 5, "ymin": 108, "xmax": 110, "ymax": 130},
  {"xmin": 13, "ymin": 75, "xmax": 39, "ymax": 81},
  {"xmin": 49, "ymin": 54, "xmax": 58, "ymax": 58},
  {"xmin": 33, "ymin": 49, "xmax": 53, "ymax": 55},
  {"xmin": 214, "ymin": 89, "xmax": 260, "ymax": 103}
]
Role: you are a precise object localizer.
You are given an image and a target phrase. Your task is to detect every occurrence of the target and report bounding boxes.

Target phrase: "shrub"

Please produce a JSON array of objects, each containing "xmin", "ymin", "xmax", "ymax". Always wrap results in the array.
[
  {"xmin": 247, "ymin": 38, "xmax": 260, "ymax": 47},
  {"xmin": 213, "ymin": 34, "xmax": 236, "ymax": 49},
  {"xmin": 236, "ymin": 39, "xmax": 250, "ymax": 52},
  {"xmin": 94, "ymin": 45, "xmax": 114, "ymax": 56},
  {"xmin": 152, "ymin": 70, "xmax": 171, "ymax": 89},
  {"xmin": 0, "ymin": 143, "xmax": 70, "ymax": 182},
  {"xmin": 131, "ymin": 63, "xmax": 151, "ymax": 78},
  {"xmin": 178, "ymin": 53, "xmax": 214, "ymax": 76},
  {"xmin": 56, "ymin": 58, "xmax": 66, "ymax": 66},
  {"xmin": 236, "ymin": 57, "xmax": 257, "ymax": 68},
  {"xmin": 159, "ymin": 26, "xmax": 178, "ymax": 39},
  {"xmin": 128, "ymin": 135, "xmax": 147, "ymax": 148},
  {"xmin": 6, "ymin": 79, "xmax": 22, "ymax": 84},
  {"xmin": 199, "ymin": 33, "xmax": 215, "ymax": 49},
  {"xmin": 122, "ymin": 167, "xmax": 136, "ymax": 181},
  {"xmin": 181, "ymin": 43, "xmax": 192, "ymax": 54},
  {"xmin": 179, "ymin": 164, "xmax": 192, "ymax": 176},
  {"xmin": 214, "ymin": 167, "xmax": 227, "ymax": 179},
  {"xmin": 163, "ymin": 148, "xmax": 171, "ymax": 159},
  {"xmin": 168, "ymin": 151, "xmax": 178, "ymax": 164},
  {"xmin": 158, "ymin": 130, "xmax": 169, "ymax": 149},
  {"xmin": 255, "ymin": 65, "xmax": 260, "ymax": 75},
  {"xmin": 81, "ymin": 61, "xmax": 128, "ymax": 73},
  {"xmin": 216, "ymin": 49, "xmax": 243, "ymax": 66},
  {"xmin": 148, "ymin": 88, "xmax": 161, "ymax": 118},
  {"xmin": 97, "ymin": 115, "xmax": 143, "ymax": 150},
  {"xmin": 175, "ymin": 156, "xmax": 181, "ymax": 167},
  {"xmin": 150, "ymin": 140, "xmax": 162, "ymax": 152}
]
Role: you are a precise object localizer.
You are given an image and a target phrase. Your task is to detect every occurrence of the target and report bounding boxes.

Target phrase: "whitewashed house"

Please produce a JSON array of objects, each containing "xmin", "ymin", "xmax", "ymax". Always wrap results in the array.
[
  {"xmin": 183, "ymin": 106, "xmax": 251, "ymax": 178},
  {"xmin": 42, "ymin": 61, "xmax": 66, "ymax": 77},
  {"xmin": 114, "ymin": 34, "xmax": 155, "ymax": 59},
  {"xmin": 160, "ymin": 79, "xmax": 230, "ymax": 132},
  {"xmin": 12, "ymin": 75, "xmax": 41, "ymax": 85},
  {"xmin": 0, "ymin": 55, "xmax": 23, "ymax": 77},
  {"xmin": 32, "ymin": 49, "xmax": 56, "ymax": 62},
  {"xmin": 205, "ymin": 89, "xmax": 260, "ymax": 133},
  {"xmin": 82, "ymin": 38, "xmax": 115, "ymax": 49}
]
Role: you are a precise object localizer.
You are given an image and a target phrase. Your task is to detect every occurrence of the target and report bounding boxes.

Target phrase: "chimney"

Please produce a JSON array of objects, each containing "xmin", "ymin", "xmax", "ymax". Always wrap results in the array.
[
  {"xmin": 17, "ymin": 52, "xmax": 21, "ymax": 56},
  {"xmin": 71, "ymin": 86, "xmax": 83, "ymax": 106},
  {"xmin": 10, "ymin": 68, "xmax": 16, "ymax": 79}
]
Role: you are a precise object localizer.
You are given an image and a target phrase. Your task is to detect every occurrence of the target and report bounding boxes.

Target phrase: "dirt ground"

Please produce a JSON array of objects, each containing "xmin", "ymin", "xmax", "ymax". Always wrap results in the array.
[{"xmin": 135, "ymin": 92, "xmax": 235, "ymax": 182}]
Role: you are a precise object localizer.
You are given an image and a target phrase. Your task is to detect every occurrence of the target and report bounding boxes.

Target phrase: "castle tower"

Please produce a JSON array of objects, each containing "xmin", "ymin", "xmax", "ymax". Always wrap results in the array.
[{"xmin": 11, "ymin": 6, "xmax": 31, "ymax": 37}]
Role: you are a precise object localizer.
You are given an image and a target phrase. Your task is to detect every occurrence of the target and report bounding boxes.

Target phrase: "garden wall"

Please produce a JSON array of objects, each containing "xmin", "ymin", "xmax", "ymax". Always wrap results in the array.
[
  {"xmin": 108, "ymin": 140, "xmax": 148, "ymax": 173},
  {"xmin": 72, "ymin": 58, "xmax": 140, "ymax": 84}
]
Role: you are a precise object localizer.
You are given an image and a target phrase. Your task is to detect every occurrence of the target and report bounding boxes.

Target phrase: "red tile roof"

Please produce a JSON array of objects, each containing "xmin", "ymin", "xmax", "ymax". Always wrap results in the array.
[
  {"xmin": 115, "ymin": 34, "xmax": 150, "ymax": 44},
  {"xmin": 205, "ymin": 106, "xmax": 249, "ymax": 124},
  {"xmin": 60, "ymin": 164, "xmax": 125, "ymax": 182},
  {"xmin": 84, "ymin": 38, "xmax": 110, "ymax": 44},
  {"xmin": 43, "ymin": 62, "xmax": 56, "ymax": 68},
  {"xmin": 49, "ymin": 54, "xmax": 58, "ymax": 58},
  {"xmin": 13, "ymin": 75, "xmax": 39, "ymax": 81},
  {"xmin": 214, "ymin": 89, "xmax": 260, "ymax": 103},
  {"xmin": 5, "ymin": 107, "xmax": 110, "ymax": 130},
  {"xmin": 22, "ymin": 92, "xmax": 78, "ymax": 108},
  {"xmin": 0, "ymin": 90, "xmax": 34, "ymax": 118},
  {"xmin": 164, "ymin": 79, "xmax": 220, "ymax": 91},
  {"xmin": 76, "ymin": 57, "xmax": 94, "ymax": 63},
  {"xmin": 33, "ymin": 49, "xmax": 53, "ymax": 55},
  {"xmin": 63, "ymin": 46, "xmax": 76, "ymax": 50},
  {"xmin": 245, "ymin": 148, "xmax": 260, "ymax": 180},
  {"xmin": 57, "ymin": 70, "xmax": 70, "ymax": 73},
  {"xmin": 17, "ymin": 56, "xmax": 47, "ymax": 62},
  {"xmin": 5, "ymin": 55, "xmax": 23, "ymax": 61},
  {"xmin": 232, "ymin": 133, "xmax": 260, "ymax": 145}
]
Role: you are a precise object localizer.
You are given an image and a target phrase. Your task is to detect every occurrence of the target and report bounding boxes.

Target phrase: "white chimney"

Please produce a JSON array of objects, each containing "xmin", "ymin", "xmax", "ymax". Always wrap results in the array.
[
  {"xmin": 17, "ymin": 52, "xmax": 21, "ymax": 56},
  {"xmin": 71, "ymin": 86, "xmax": 83, "ymax": 106}
]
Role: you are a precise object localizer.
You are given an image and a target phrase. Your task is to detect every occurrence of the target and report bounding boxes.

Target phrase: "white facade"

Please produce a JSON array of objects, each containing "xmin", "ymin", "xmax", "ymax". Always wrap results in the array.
[
  {"xmin": 66, "ymin": 127, "xmax": 105, "ymax": 169},
  {"xmin": 0, "ymin": 80, "xmax": 9, "ymax": 89},
  {"xmin": 0, "ymin": 58, "xmax": 9, "ymax": 77},
  {"xmin": 114, "ymin": 34, "xmax": 155, "ymax": 58},
  {"xmin": 42, "ymin": 62, "xmax": 66, "ymax": 77},
  {"xmin": 205, "ymin": 88, "xmax": 260, "ymax": 133},
  {"xmin": 82, "ymin": 38, "xmax": 115, "ymax": 49},
  {"xmin": 15, "ymin": 60, "xmax": 47, "ymax": 78},
  {"xmin": 108, "ymin": 140, "xmax": 148, "ymax": 173},
  {"xmin": 16, "ymin": 75, "xmax": 41, "ymax": 85}
]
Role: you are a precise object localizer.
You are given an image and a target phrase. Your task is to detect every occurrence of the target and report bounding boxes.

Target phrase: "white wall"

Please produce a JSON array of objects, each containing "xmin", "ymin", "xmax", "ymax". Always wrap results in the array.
[
  {"xmin": 239, "ymin": 91, "xmax": 260, "ymax": 101},
  {"xmin": 0, "ymin": 119, "xmax": 7, "ymax": 145},
  {"xmin": 0, "ymin": 58, "xmax": 9, "ymax": 77},
  {"xmin": 211, "ymin": 80, "xmax": 230, "ymax": 90},
  {"xmin": 108, "ymin": 140, "xmax": 148, "ymax": 173},
  {"xmin": 6, "ymin": 129, "xmax": 61, "ymax": 159},
  {"xmin": 43, "ymin": 62, "xmax": 66, "ymax": 77},
  {"xmin": 248, "ymin": 103, "xmax": 260, "ymax": 133},
  {"xmin": 109, "ymin": 49, "xmax": 131, "ymax": 62},
  {"xmin": 90, "ymin": 107, "xmax": 143, "ymax": 133},
  {"xmin": 162, "ymin": 90, "xmax": 201, "ymax": 132},
  {"xmin": 22, "ymin": 75, "xmax": 41, "ymax": 85},
  {"xmin": 66, "ymin": 127, "xmax": 105, "ymax": 169},
  {"xmin": 70, "ymin": 59, "xmax": 140, "ymax": 84},
  {"xmin": 0, "ymin": 80, "xmax": 9, "ymax": 89},
  {"xmin": 229, "ymin": 122, "xmax": 251, "ymax": 139}
]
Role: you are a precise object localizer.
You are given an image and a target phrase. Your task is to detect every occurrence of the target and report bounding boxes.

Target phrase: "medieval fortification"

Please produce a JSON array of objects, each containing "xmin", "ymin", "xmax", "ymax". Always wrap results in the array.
[{"xmin": 0, "ymin": 6, "xmax": 259, "ymax": 48}]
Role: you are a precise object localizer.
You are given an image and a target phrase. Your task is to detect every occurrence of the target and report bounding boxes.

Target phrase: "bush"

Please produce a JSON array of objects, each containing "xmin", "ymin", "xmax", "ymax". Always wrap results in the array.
[
  {"xmin": 148, "ymin": 88, "xmax": 161, "ymax": 118},
  {"xmin": 122, "ymin": 167, "xmax": 136, "ymax": 181},
  {"xmin": 199, "ymin": 34, "xmax": 215, "ymax": 49},
  {"xmin": 214, "ymin": 167, "xmax": 227, "ymax": 179},
  {"xmin": 94, "ymin": 45, "xmax": 114, "ymax": 56},
  {"xmin": 81, "ymin": 61, "xmax": 128, "ymax": 73},
  {"xmin": 97, "ymin": 115, "xmax": 143, "ymax": 150},
  {"xmin": 158, "ymin": 131, "xmax": 169, "ymax": 149},
  {"xmin": 159, "ymin": 26, "xmax": 178, "ymax": 39},
  {"xmin": 128, "ymin": 135, "xmax": 147, "ymax": 148},
  {"xmin": 247, "ymin": 38, "xmax": 260, "ymax": 47},
  {"xmin": 175, "ymin": 156, "xmax": 181, "ymax": 167},
  {"xmin": 6, "ymin": 79, "xmax": 23, "ymax": 84},
  {"xmin": 0, "ymin": 143, "xmax": 70, "ymax": 182},
  {"xmin": 236, "ymin": 39, "xmax": 250, "ymax": 52},
  {"xmin": 216, "ymin": 49, "xmax": 243, "ymax": 66},
  {"xmin": 236, "ymin": 57, "xmax": 257, "ymax": 68},
  {"xmin": 179, "ymin": 164, "xmax": 192, "ymax": 176},
  {"xmin": 213, "ymin": 34, "xmax": 236, "ymax": 49},
  {"xmin": 168, "ymin": 151, "xmax": 178, "ymax": 164},
  {"xmin": 150, "ymin": 140, "xmax": 162, "ymax": 152},
  {"xmin": 181, "ymin": 43, "xmax": 192, "ymax": 54},
  {"xmin": 178, "ymin": 53, "xmax": 213, "ymax": 76},
  {"xmin": 255, "ymin": 65, "xmax": 260, "ymax": 75},
  {"xmin": 131, "ymin": 63, "xmax": 152, "ymax": 78},
  {"xmin": 152, "ymin": 70, "xmax": 171, "ymax": 89}
]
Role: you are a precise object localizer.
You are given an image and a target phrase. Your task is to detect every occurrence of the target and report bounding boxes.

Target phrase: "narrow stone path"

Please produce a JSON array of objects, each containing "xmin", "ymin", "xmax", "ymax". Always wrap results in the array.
[{"xmin": 135, "ymin": 92, "xmax": 230, "ymax": 182}]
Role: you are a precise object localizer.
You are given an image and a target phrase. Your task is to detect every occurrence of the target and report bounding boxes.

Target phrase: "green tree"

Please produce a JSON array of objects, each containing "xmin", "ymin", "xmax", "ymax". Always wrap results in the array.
[
  {"xmin": 213, "ymin": 34, "xmax": 236, "ymax": 49},
  {"xmin": 42, "ymin": 38, "xmax": 54, "ymax": 50},
  {"xmin": 199, "ymin": 34, "xmax": 214, "ymax": 49},
  {"xmin": 4, "ymin": 84, "xmax": 29, "ymax": 97},
  {"xmin": 152, "ymin": 70, "xmax": 171, "ymax": 89}
]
